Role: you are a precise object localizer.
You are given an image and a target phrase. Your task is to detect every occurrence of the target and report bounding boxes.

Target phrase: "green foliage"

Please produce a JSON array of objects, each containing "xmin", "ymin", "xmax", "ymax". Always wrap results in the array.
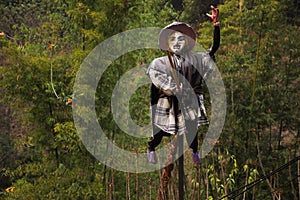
[
  {"xmin": 54, "ymin": 122, "xmax": 82, "ymax": 153},
  {"xmin": 5, "ymin": 164, "xmax": 105, "ymax": 200},
  {"xmin": 0, "ymin": 0, "xmax": 299, "ymax": 199},
  {"xmin": 206, "ymin": 150, "xmax": 239, "ymax": 198}
]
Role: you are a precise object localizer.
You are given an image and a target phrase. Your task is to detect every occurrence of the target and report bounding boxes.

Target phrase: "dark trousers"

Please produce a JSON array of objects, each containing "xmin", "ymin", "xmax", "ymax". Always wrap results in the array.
[{"xmin": 148, "ymin": 120, "xmax": 198, "ymax": 153}]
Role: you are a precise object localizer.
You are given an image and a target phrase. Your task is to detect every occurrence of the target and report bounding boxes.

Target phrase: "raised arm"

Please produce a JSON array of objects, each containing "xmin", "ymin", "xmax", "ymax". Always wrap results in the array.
[{"xmin": 206, "ymin": 5, "xmax": 220, "ymax": 58}]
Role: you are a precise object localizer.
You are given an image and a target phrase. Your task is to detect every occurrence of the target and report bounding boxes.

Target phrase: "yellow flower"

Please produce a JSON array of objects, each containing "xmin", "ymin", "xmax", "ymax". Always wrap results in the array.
[
  {"xmin": 48, "ymin": 43, "xmax": 55, "ymax": 49},
  {"xmin": 5, "ymin": 186, "xmax": 15, "ymax": 193}
]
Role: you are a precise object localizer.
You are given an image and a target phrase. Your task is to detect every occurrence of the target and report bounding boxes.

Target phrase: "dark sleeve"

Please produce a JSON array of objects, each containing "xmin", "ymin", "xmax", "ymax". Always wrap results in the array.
[
  {"xmin": 208, "ymin": 26, "xmax": 220, "ymax": 60},
  {"xmin": 150, "ymin": 83, "xmax": 160, "ymax": 106}
]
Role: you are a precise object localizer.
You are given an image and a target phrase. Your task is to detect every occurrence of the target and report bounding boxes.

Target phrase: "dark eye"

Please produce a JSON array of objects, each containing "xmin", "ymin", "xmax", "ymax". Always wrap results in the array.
[
  {"xmin": 178, "ymin": 36, "xmax": 185, "ymax": 41},
  {"xmin": 169, "ymin": 37, "xmax": 176, "ymax": 42}
]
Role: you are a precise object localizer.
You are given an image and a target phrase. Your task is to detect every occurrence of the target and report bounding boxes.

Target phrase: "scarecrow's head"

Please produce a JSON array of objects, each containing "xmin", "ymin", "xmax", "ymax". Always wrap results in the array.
[{"xmin": 158, "ymin": 22, "xmax": 196, "ymax": 54}]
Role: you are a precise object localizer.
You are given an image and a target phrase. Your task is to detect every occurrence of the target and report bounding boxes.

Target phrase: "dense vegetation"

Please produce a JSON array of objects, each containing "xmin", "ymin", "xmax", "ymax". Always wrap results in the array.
[{"xmin": 0, "ymin": 0, "xmax": 299, "ymax": 199}]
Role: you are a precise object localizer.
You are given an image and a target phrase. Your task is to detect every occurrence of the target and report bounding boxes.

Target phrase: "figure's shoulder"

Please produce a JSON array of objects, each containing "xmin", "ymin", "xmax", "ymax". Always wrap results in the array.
[
  {"xmin": 151, "ymin": 56, "xmax": 167, "ymax": 64},
  {"xmin": 149, "ymin": 56, "xmax": 168, "ymax": 67},
  {"xmin": 193, "ymin": 51, "xmax": 210, "ymax": 58},
  {"xmin": 192, "ymin": 51, "xmax": 215, "ymax": 63},
  {"xmin": 147, "ymin": 56, "xmax": 170, "ymax": 74}
]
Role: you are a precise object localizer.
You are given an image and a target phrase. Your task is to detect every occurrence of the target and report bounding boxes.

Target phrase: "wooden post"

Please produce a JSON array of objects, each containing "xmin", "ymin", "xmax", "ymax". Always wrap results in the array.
[
  {"xmin": 157, "ymin": 102, "xmax": 185, "ymax": 200},
  {"xmin": 157, "ymin": 135, "xmax": 178, "ymax": 200},
  {"xmin": 157, "ymin": 51, "xmax": 185, "ymax": 200},
  {"xmin": 178, "ymin": 134, "xmax": 184, "ymax": 200}
]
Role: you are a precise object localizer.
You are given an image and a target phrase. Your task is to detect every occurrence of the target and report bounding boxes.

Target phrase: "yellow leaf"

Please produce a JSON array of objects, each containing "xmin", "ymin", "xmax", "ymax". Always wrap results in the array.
[{"xmin": 5, "ymin": 186, "xmax": 15, "ymax": 193}]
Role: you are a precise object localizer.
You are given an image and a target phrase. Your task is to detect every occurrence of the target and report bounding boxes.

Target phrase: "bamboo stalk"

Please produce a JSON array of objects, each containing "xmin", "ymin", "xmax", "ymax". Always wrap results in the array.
[
  {"xmin": 198, "ymin": 165, "xmax": 201, "ymax": 200},
  {"xmin": 105, "ymin": 165, "xmax": 109, "ymax": 200},
  {"xmin": 298, "ymin": 159, "xmax": 300, "ymax": 200},
  {"xmin": 218, "ymin": 145, "xmax": 228, "ymax": 197},
  {"xmin": 136, "ymin": 152, "xmax": 139, "ymax": 200},
  {"xmin": 298, "ymin": 142, "xmax": 300, "ymax": 200},
  {"xmin": 205, "ymin": 160, "xmax": 209, "ymax": 199},
  {"xmin": 288, "ymin": 150, "xmax": 297, "ymax": 200},
  {"xmin": 126, "ymin": 170, "xmax": 130, "ymax": 200},
  {"xmin": 242, "ymin": 163, "xmax": 249, "ymax": 200},
  {"xmin": 255, "ymin": 130, "xmax": 279, "ymax": 200},
  {"xmin": 111, "ymin": 168, "xmax": 115, "ymax": 200},
  {"xmin": 211, "ymin": 151, "xmax": 219, "ymax": 199}
]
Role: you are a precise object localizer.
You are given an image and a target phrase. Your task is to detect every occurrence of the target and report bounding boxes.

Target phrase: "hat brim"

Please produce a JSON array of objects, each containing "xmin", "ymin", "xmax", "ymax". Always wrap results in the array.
[{"xmin": 158, "ymin": 22, "xmax": 196, "ymax": 52}]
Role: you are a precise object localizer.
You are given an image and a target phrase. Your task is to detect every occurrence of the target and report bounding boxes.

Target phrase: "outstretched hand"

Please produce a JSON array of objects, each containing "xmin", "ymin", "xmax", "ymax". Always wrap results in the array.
[{"xmin": 206, "ymin": 5, "xmax": 219, "ymax": 26}]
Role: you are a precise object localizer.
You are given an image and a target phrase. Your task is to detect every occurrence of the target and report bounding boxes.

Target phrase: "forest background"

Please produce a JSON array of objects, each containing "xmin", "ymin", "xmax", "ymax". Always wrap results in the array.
[{"xmin": 0, "ymin": 0, "xmax": 299, "ymax": 199}]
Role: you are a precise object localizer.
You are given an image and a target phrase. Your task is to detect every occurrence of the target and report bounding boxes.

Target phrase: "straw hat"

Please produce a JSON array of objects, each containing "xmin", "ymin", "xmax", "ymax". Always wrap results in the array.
[{"xmin": 158, "ymin": 22, "xmax": 196, "ymax": 52}]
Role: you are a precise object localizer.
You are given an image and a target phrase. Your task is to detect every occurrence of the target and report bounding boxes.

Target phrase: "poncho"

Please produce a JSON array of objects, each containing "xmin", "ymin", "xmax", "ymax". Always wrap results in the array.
[{"xmin": 147, "ymin": 52, "xmax": 216, "ymax": 135}]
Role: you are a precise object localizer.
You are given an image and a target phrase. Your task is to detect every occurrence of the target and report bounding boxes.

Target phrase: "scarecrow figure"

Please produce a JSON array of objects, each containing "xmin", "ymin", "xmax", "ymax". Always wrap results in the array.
[{"xmin": 147, "ymin": 6, "xmax": 220, "ymax": 164}]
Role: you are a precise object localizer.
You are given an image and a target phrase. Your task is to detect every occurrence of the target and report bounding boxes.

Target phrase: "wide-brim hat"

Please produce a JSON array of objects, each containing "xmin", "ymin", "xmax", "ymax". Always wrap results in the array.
[{"xmin": 158, "ymin": 22, "xmax": 196, "ymax": 52}]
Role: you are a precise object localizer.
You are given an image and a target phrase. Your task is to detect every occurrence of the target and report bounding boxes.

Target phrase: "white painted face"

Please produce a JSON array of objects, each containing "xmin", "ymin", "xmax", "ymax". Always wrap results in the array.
[{"xmin": 167, "ymin": 31, "xmax": 187, "ymax": 54}]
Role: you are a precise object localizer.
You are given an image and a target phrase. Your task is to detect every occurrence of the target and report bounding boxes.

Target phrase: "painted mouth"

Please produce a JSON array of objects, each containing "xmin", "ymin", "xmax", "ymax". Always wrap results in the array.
[{"xmin": 173, "ymin": 45, "xmax": 181, "ymax": 49}]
